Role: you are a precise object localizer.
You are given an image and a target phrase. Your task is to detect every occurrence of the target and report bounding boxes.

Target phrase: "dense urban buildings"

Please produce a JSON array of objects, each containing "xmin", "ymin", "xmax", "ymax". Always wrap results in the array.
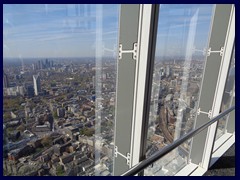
[
  {"xmin": 2, "ymin": 56, "xmax": 203, "ymax": 176},
  {"xmin": 143, "ymin": 57, "xmax": 205, "ymax": 175},
  {"xmin": 3, "ymin": 57, "xmax": 116, "ymax": 176}
]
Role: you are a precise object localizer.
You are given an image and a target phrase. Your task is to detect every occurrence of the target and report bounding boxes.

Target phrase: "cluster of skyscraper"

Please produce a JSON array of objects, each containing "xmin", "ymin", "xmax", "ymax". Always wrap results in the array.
[
  {"xmin": 33, "ymin": 59, "xmax": 54, "ymax": 70},
  {"xmin": 3, "ymin": 70, "xmax": 41, "ymax": 98}
]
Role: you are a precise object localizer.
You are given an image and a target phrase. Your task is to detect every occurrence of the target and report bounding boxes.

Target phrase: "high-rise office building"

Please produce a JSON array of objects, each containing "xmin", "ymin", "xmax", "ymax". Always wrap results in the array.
[
  {"xmin": 33, "ymin": 75, "xmax": 41, "ymax": 96},
  {"xmin": 3, "ymin": 71, "xmax": 9, "ymax": 88},
  {"xmin": 57, "ymin": 108, "xmax": 65, "ymax": 118},
  {"xmin": 166, "ymin": 65, "xmax": 171, "ymax": 77},
  {"xmin": 26, "ymin": 84, "xmax": 34, "ymax": 97}
]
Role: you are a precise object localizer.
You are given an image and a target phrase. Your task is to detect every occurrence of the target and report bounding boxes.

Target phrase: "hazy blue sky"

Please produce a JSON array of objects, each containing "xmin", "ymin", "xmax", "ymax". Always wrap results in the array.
[
  {"xmin": 3, "ymin": 4, "xmax": 119, "ymax": 58},
  {"xmin": 3, "ymin": 4, "xmax": 213, "ymax": 58},
  {"xmin": 156, "ymin": 4, "xmax": 214, "ymax": 58}
]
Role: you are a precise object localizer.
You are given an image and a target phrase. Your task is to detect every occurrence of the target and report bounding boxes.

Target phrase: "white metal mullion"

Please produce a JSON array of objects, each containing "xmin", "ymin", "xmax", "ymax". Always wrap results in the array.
[{"xmin": 130, "ymin": 4, "xmax": 153, "ymax": 167}]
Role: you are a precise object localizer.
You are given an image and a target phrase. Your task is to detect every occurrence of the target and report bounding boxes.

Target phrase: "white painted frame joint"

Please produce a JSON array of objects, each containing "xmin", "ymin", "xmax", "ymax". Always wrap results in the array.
[
  {"xmin": 114, "ymin": 146, "xmax": 132, "ymax": 167},
  {"xmin": 207, "ymin": 47, "xmax": 224, "ymax": 56},
  {"xmin": 225, "ymin": 90, "xmax": 233, "ymax": 96},
  {"xmin": 197, "ymin": 108, "xmax": 212, "ymax": 118},
  {"xmin": 119, "ymin": 43, "xmax": 138, "ymax": 60}
]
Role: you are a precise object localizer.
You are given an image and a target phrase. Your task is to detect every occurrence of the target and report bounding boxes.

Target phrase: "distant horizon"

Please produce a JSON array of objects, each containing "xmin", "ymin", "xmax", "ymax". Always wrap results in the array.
[
  {"xmin": 2, "ymin": 52, "xmax": 208, "ymax": 61},
  {"xmin": 3, "ymin": 54, "xmax": 206, "ymax": 64},
  {"xmin": 3, "ymin": 56, "xmax": 114, "ymax": 60}
]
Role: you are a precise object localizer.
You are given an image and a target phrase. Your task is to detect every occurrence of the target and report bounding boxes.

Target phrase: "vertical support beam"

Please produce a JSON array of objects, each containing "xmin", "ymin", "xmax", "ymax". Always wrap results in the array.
[
  {"xmin": 113, "ymin": 4, "xmax": 159, "ymax": 175},
  {"xmin": 113, "ymin": 4, "xmax": 140, "ymax": 176},
  {"xmin": 131, "ymin": 5, "xmax": 159, "ymax": 168},
  {"xmin": 190, "ymin": 4, "xmax": 235, "ymax": 169}
]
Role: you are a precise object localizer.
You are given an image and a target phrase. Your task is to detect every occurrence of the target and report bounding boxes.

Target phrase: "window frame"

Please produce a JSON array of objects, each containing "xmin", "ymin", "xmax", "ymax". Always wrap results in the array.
[{"xmin": 114, "ymin": 4, "xmax": 235, "ymax": 176}]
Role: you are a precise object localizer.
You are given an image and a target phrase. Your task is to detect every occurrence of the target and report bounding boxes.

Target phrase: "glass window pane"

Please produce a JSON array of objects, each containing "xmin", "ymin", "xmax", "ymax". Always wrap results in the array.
[
  {"xmin": 145, "ymin": 4, "xmax": 214, "ymax": 175},
  {"xmin": 3, "ymin": 4, "xmax": 119, "ymax": 176},
  {"xmin": 215, "ymin": 46, "xmax": 235, "ymax": 140}
]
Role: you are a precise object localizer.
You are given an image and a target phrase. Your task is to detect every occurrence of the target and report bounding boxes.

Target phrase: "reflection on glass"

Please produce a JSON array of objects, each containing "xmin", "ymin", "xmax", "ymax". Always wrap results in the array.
[
  {"xmin": 3, "ymin": 4, "xmax": 119, "ymax": 176},
  {"xmin": 145, "ymin": 4, "xmax": 214, "ymax": 175},
  {"xmin": 215, "ymin": 47, "xmax": 235, "ymax": 140}
]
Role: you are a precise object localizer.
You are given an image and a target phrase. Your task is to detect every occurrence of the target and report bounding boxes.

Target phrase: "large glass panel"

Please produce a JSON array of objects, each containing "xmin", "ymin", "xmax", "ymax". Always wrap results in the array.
[
  {"xmin": 3, "ymin": 4, "xmax": 119, "ymax": 176},
  {"xmin": 145, "ymin": 4, "xmax": 214, "ymax": 175},
  {"xmin": 215, "ymin": 46, "xmax": 235, "ymax": 140}
]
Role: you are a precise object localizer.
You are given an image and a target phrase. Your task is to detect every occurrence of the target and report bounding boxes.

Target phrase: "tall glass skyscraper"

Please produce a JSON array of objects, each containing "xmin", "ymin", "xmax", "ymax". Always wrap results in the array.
[
  {"xmin": 3, "ymin": 71, "xmax": 9, "ymax": 88},
  {"xmin": 33, "ymin": 75, "xmax": 41, "ymax": 96}
]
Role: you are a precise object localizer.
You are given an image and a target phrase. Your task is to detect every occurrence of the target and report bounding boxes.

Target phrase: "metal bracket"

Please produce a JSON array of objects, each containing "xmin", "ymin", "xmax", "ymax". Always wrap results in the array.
[
  {"xmin": 114, "ymin": 146, "xmax": 131, "ymax": 166},
  {"xmin": 114, "ymin": 146, "xmax": 118, "ymax": 157},
  {"xmin": 207, "ymin": 47, "xmax": 224, "ymax": 56},
  {"xmin": 188, "ymin": 158, "xmax": 192, "ymax": 164},
  {"xmin": 225, "ymin": 90, "xmax": 233, "ymax": 96},
  {"xmin": 119, "ymin": 43, "xmax": 138, "ymax": 60},
  {"xmin": 197, "ymin": 108, "xmax": 212, "ymax": 118}
]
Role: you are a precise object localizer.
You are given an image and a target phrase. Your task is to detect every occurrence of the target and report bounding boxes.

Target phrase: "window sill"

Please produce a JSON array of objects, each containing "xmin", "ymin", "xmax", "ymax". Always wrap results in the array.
[
  {"xmin": 210, "ymin": 133, "xmax": 235, "ymax": 167},
  {"xmin": 175, "ymin": 163, "xmax": 198, "ymax": 176}
]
